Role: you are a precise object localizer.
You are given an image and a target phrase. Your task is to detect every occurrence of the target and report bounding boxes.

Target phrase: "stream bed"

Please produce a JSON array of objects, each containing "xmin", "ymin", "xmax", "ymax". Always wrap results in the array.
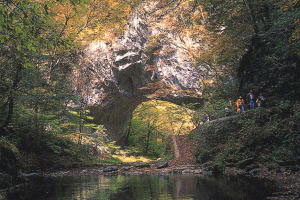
[{"xmin": 3, "ymin": 174, "xmax": 275, "ymax": 200}]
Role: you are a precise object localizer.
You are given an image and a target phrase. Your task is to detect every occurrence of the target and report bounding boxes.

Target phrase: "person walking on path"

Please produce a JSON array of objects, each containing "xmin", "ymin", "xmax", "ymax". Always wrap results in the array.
[
  {"xmin": 256, "ymin": 93, "xmax": 265, "ymax": 107},
  {"xmin": 236, "ymin": 96, "xmax": 245, "ymax": 113},
  {"xmin": 247, "ymin": 90, "xmax": 255, "ymax": 109}
]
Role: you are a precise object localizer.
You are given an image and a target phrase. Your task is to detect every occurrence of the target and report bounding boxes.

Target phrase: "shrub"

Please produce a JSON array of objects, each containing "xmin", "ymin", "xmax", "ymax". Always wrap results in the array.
[
  {"xmin": 190, "ymin": 102, "xmax": 300, "ymax": 168},
  {"xmin": 0, "ymin": 137, "xmax": 21, "ymax": 176}
]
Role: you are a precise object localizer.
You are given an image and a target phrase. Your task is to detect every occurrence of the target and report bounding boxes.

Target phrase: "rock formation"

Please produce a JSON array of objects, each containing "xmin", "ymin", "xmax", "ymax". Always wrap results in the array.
[{"xmin": 73, "ymin": 2, "xmax": 209, "ymax": 143}]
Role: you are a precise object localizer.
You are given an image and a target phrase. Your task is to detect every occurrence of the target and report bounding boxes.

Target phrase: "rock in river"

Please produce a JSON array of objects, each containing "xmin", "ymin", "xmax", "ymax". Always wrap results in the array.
[{"xmin": 103, "ymin": 166, "xmax": 118, "ymax": 172}]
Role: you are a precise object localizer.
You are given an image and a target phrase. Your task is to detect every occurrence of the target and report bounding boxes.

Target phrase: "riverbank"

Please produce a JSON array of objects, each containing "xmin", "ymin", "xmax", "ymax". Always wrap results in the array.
[
  {"xmin": 189, "ymin": 105, "xmax": 300, "ymax": 199},
  {"xmin": 1, "ymin": 170, "xmax": 277, "ymax": 200},
  {"xmin": 40, "ymin": 162, "xmax": 299, "ymax": 200},
  {"xmin": 1, "ymin": 161, "xmax": 299, "ymax": 200},
  {"xmin": 225, "ymin": 166, "xmax": 300, "ymax": 200}
]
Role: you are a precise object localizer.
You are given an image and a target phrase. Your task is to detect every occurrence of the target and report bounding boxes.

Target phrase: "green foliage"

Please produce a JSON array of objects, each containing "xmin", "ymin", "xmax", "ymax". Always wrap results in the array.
[
  {"xmin": 0, "ymin": 137, "xmax": 21, "ymax": 175},
  {"xmin": 11, "ymin": 128, "xmax": 102, "ymax": 170},
  {"xmin": 197, "ymin": 149, "xmax": 213, "ymax": 164},
  {"xmin": 190, "ymin": 102, "xmax": 300, "ymax": 168},
  {"xmin": 237, "ymin": 1, "xmax": 300, "ymax": 98},
  {"xmin": 0, "ymin": 137, "xmax": 19, "ymax": 156},
  {"xmin": 195, "ymin": 0, "xmax": 299, "ymax": 99},
  {"xmin": 0, "ymin": 0, "xmax": 80, "ymax": 134},
  {"xmin": 129, "ymin": 100, "xmax": 191, "ymax": 159},
  {"xmin": 0, "ymin": 1, "xmax": 112, "ymax": 173},
  {"xmin": 192, "ymin": 99, "xmax": 235, "ymax": 125},
  {"xmin": 272, "ymin": 147, "xmax": 294, "ymax": 163},
  {"xmin": 203, "ymin": 161, "xmax": 225, "ymax": 174},
  {"xmin": 127, "ymin": 118, "xmax": 169, "ymax": 159}
]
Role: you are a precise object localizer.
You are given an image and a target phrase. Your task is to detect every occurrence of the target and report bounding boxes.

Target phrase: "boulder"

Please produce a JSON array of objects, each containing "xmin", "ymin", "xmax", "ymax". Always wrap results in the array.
[
  {"xmin": 202, "ymin": 171, "xmax": 213, "ymax": 176},
  {"xmin": 103, "ymin": 166, "xmax": 118, "ymax": 172},
  {"xmin": 122, "ymin": 166, "xmax": 132, "ymax": 171},
  {"xmin": 157, "ymin": 161, "xmax": 168, "ymax": 169}
]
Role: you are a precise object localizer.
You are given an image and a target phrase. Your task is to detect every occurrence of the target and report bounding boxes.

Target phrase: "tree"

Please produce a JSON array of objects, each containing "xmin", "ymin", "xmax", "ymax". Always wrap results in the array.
[
  {"xmin": 127, "ymin": 100, "xmax": 194, "ymax": 158},
  {"xmin": 0, "ymin": 0, "xmax": 75, "ymax": 132},
  {"xmin": 46, "ymin": 0, "xmax": 141, "ymax": 43},
  {"xmin": 0, "ymin": 0, "xmax": 143, "ymax": 135}
]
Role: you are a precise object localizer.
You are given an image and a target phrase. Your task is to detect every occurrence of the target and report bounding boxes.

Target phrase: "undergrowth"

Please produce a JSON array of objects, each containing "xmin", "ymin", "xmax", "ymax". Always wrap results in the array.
[
  {"xmin": 190, "ymin": 100, "xmax": 300, "ymax": 171},
  {"xmin": 0, "ymin": 128, "xmax": 121, "ymax": 176}
]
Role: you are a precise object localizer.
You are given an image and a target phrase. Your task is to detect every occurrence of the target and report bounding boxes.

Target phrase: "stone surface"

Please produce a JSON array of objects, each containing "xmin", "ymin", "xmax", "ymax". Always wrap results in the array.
[
  {"xmin": 202, "ymin": 171, "xmax": 213, "ymax": 176},
  {"xmin": 157, "ymin": 161, "xmax": 168, "ymax": 169},
  {"xmin": 103, "ymin": 166, "xmax": 118, "ymax": 172},
  {"xmin": 121, "ymin": 167, "xmax": 132, "ymax": 171},
  {"xmin": 136, "ymin": 164, "xmax": 151, "ymax": 169},
  {"xmin": 23, "ymin": 173, "xmax": 41, "ymax": 177},
  {"xmin": 73, "ymin": 2, "xmax": 208, "ymax": 143}
]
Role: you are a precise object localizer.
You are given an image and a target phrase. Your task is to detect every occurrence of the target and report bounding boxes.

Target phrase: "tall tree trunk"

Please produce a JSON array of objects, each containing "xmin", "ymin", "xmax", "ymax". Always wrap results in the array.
[
  {"xmin": 145, "ymin": 123, "xmax": 151, "ymax": 155},
  {"xmin": 123, "ymin": 118, "xmax": 132, "ymax": 146},
  {"xmin": 0, "ymin": 63, "xmax": 22, "ymax": 133},
  {"xmin": 244, "ymin": 0, "xmax": 259, "ymax": 34},
  {"xmin": 78, "ymin": 110, "xmax": 83, "ymax": 145},
  {"xmin": 261, "ymin": 3, "xmax": 272, "ymax": 31}
]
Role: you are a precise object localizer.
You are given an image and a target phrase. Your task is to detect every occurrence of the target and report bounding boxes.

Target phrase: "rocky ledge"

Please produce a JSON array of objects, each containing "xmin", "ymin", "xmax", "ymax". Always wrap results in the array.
[{"xmin": 42, "ymin": 163, "xmax": 208, "ymax": 177}]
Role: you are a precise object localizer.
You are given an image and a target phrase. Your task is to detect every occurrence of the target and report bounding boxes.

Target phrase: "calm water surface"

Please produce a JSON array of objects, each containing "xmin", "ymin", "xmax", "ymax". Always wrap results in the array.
[{"xmin": 5, "ymin": 174, "xmax": 274, "ymax": 200}]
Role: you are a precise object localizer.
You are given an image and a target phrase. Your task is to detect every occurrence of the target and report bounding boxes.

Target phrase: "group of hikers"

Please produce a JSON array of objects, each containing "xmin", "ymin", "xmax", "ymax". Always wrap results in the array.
[
  {"xmin": 230, "ymin": 90, "xmax": 265, "ymax": 113},
  {"xmin": 200, "ymin": 90, "xmax": 266, "ymax": 123}
]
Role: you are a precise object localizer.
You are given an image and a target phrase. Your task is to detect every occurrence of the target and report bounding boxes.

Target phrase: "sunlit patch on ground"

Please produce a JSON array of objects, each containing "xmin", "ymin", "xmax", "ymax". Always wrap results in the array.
[
  {"xmin": 112, "ymin": 155, "xmax": 152, "ymax": 163},
  {"xmin": 112, "ymin": 149, "xmax": 154, "ymax": 163}
]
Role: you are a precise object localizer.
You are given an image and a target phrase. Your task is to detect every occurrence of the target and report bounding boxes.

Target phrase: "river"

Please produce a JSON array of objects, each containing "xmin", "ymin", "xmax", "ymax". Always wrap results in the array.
[{"xmin": 3, "ymin": 174, "xmax": 275, "ymax": 200}]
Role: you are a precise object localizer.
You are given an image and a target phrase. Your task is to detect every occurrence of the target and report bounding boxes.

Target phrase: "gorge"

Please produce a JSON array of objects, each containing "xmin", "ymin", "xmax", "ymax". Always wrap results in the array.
[
  {"xmin": 0, "ymin": 0, "xmax": 299, "ymax": 199},
  {"xmin": 74, "ymin": 2, "xmax": 208, "ymax": 142}
]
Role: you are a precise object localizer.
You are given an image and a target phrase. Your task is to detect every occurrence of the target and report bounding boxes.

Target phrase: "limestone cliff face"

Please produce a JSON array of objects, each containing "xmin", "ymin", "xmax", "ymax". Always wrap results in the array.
[{"xmin": 74, "ymin": 2, "xmax": 207, "ymax": 143}]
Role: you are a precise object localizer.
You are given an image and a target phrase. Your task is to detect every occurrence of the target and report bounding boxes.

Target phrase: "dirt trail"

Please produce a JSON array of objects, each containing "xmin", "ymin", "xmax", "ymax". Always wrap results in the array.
[
  {"xmin": 171, "ymin": 135, "xmax": 180, "ymax": 159},
  {"xmin": 168, "ymin": 115, "xmax": 239, "ymax": 166},
  {"xmin": 169, "ymin": 135, "xmax": 196, "ymax": 166}
]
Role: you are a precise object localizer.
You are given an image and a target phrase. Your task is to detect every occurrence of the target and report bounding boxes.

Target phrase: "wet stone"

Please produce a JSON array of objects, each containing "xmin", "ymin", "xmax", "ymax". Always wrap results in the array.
[
  {"xmin": 202, "ymin": 171, "xmax": 213, "ymax": 176},
  {"xmin": 193, "ymin": 169, "xmax": 203, "ymax": 174},
  {"xmin": 172, "ymin": 169, "xmax": 183, "ymax": 174},
  {"xmin": 103, "ymin": 166, "xmax": 118, "ymax": 172},
  {"xmin": 23, "ymin": 173, "xmax": 41, "ymax": 177},
  {"xmin": 136, "ymin": 164, "xmax": 150, "ymax": 168},
  {"xmin": 157, "ymin": 161, "xmax": 168, "ymax": 169},
  {"xmin": 249, "ymin": 168, "xmax": 261, "ymax": 175},
  {"xmin": 245, "ymin": 164, "xmax": 259, "ymax": 172},
  {"xmin": 182, "ymin": 169, "xmax": 193, "ymax": 174},
  {"xmin": 122, "ymin": 167, "xmax": 132, "ymax": 171}
]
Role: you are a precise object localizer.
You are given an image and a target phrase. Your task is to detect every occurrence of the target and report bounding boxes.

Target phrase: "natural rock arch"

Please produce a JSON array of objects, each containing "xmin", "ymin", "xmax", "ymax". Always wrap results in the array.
[{"xmin": 73, "ymin": 2, "xmax": 210, "ymax": 143}]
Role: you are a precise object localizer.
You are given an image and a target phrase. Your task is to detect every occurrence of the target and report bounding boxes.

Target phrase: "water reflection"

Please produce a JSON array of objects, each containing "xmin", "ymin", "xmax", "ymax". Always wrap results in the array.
[{"xmin": 5, "ymin": 174, "xmax": 274, "ymax": 200}]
